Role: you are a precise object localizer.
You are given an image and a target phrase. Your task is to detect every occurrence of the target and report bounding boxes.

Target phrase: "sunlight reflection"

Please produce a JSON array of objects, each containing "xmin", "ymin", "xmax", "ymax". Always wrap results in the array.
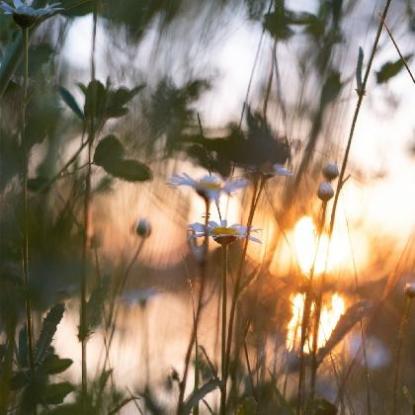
[{"xmin": 286, "ymin": 292, "xmax": 345, "ymax": 352}]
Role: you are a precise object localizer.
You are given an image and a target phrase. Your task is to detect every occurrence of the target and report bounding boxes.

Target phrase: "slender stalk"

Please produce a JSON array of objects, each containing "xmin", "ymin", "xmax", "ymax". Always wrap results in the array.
[
  {"xmin": 380, "ymin": 16, "xmax": 415, "ymax": 84},
  {"xmin": 392, "ymin": 297, "xmax": 412, "ymax": 415},
  {"xmin": 297, "ymin": 203, "xmax": 326, "ymax": 415},
  {"xmin": 220, "ymin": 244, "xmax": 228, "ymax": 415},
  {"xmin": 223, "ymin": 176, "xmax": 264, "ymax": 399},
  {"xmin": 309, "ymin": 202, "xmax": 328, "ymax": 399},
  {"xmin": 177, "ymin": 200, "xmax": 210, "ymax": 414},
  {"xmin": 21, "ymin": 26, "xmax": 35, "ymax": 376},
  {"xmin": 80, "ymin": 3, "xmax": 99, "ymax": 410},
  {"xmin": 329, "ymin": 0, "xmax": 394, "ymax": 235}
]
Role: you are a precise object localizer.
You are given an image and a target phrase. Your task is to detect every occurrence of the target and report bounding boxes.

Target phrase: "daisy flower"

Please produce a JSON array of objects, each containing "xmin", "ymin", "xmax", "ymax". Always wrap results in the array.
[
  {"xmin": 189, "ymin": 220, "xmax": 261, "ymax": 246},
  {"xmin": 0, "ymin": 0, "xmax": 63, "ymax": 28},
  {"xmin": 170, "ymin": 173, "xmax": 248, "ymax": 201}
]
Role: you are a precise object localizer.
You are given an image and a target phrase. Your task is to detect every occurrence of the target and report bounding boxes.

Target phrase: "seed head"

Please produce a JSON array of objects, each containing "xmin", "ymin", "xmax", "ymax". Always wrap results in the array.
[
  {"xmin": 135, "ymin": 218, "xmax": 152, "ymax": 238},
  {"xmin": 322, "ymin": 163, "xmax": 339, "ymax": 181},
  {"xmin": 404, "ymin": 283, "xmax": 415, "ymax": 299},
  {"xmin": 318, "ymin": 182, "xmax": 334, "ymax": 202}
]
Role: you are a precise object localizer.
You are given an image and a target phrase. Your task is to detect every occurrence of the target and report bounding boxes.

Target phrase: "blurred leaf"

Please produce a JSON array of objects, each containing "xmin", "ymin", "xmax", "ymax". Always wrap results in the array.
[
  {"xmin": 105, "ymin": 84, "xmax": 145, "ymax": 118},
  {"xmin": 42, "ymin": 354, "xmax": 73, "ymax": 375},
  {"xmin": 264, "ymin": 5, "xmax": 294, "ymax": 41},
  {"xmin": 17, "ymin": 325, "xmax": 28, "ymax": 368},
  {"xmin": 27, "ymin": 176, "xmax": 50, "ymax": 193},
  {"xmin": 61, "ymin": 0, "xmax": 95, "ymax": 17},
  {"xmin": 93, "ymin": 135, "xmax": 125, "ymax": 167},
  {"xmin": 376, "ymin": 54, "xmax": 413, "ymax": 84},
  {"xmin": 78, "ymin": 277, "xmax": 109, "ymax": 340},
  {"xmin": 104, "ymin": 159, "xmax": 152, "ymax": 182},
  {"xmin": 320, "ymin": 70, "xmax": 342, "ymax": 107},
  {"xmin": 356, "ymin": 47, "xmax": 364, "ymax": 94},
  {"xmin": 35, "ymin": 304, "xmax": 65, "ymax": 366},
  {"xmin": 182, "ymin": 379, "xmax": 221, "ymax": 415},
  {"xmin": 308, "ymin": 399, "xmax": 337, "ymax": 415},
  {"xmin": 59, "ymin": 86, "xmax": 84, "ymax": 120},
  {"xmin": 82, "ymin": 80, "xmax": 107, "ymax": 122},
  {"xmin": 236, "ymin": 396, "xmax": 257, "ymax": 414},
  {"xmin": 42, "ymin": 382, "xmax": 75, "ymax": 405}
]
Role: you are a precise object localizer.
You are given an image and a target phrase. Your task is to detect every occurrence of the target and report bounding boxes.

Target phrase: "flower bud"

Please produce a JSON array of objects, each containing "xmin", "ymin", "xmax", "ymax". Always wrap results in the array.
[
  {"xmin": 135, "ymin": 218, "xmax": 152, "ymax": 238},
  {"xmin": 317, "ymin": 182, "xmax": 334, "ymax": 202},
  {"xmin": 404, "ymin": 283, "xmax": 415, "ymax": 298},
  {"xmin": 322, "ymin": 163, "xmax": 339, "ymax": 181}
]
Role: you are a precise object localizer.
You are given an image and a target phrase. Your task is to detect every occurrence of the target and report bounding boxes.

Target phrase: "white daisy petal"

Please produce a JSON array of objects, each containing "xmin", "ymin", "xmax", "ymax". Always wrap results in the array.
[
  {"xmin": 189, "ymin": 222, "xmax": 206, "ymax": 234},
  {"xmin": 223, "ymin": 178, "xmax": 249, "ymax": 193},
  {"xmin": 273, "ymin": 164, "xmax": 293, "ymax": 176}
]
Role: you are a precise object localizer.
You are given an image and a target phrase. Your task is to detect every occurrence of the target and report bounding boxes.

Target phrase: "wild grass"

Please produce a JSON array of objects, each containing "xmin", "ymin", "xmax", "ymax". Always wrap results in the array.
[{"xmin": 0, "ymin": 0, "xmax": 414, "ymax": 414}]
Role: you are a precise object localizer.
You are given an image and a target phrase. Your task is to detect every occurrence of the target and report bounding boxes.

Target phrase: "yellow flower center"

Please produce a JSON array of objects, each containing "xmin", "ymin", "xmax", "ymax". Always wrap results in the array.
[
  {"xmin": 197, "ymin": 180, "xmax": 222, "ymax": 191},
  {"xmin": 211, "ymin": 227, "xmax": 238, "ymax": 236}
]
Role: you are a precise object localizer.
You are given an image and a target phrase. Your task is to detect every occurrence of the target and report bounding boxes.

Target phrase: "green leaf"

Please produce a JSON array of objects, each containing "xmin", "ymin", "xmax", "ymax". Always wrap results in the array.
[
  {"xmin": 42, "ymin": 355, "xmax": 73, "ymax": 375},
  {"xmin": 59, "ymin": 86, "xmax": 84, "ymax": 120},
  {"xmin": 17, "ymin": 326, "xmax": 28, "ymax": 368},
  {"xmin": 376, "ymin": 54, "xmax": 413, "ymax": 84},
  {"xmin": 82, "ymin": 80, "xmax": 107, "ymax": 121},
  {"xmin": 182, "ymin": 379, "xmax": 221, "ymax": 415},
  {"xmin": 356, "ymin": 47, "xmax": 364, "ymax": 93},
  {"xmin": 105, "ymin": 84, "xmax": 145, "ymax": 119},
  {"xmin": 93, "ymin": 135, "xmax": 125, "ymax": 167},
  {"xmin": 104, "ymin": 159, "xmax": 152, "ymax": 182},
  {"xmin": 35, "ymin": 304, "xmax": 65, "ymax": 366},
  {"xmin": 42, "ymin": 382, "xmax": 75, "ymax": 405}
]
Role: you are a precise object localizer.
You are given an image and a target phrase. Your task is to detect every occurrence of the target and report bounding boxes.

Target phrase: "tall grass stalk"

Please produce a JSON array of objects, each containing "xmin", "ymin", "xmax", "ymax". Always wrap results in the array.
[
  {"xmin": 309, "ymin": 201, "xmax": 329, "ymax": 401},
  {"xmin": 21, "ymin": 26, "xmax": 35, "ymax": 376},
  {"xmin": 80, "ymin": 3, "xmax": 99, "ymax": 409},
  {"xmin": 177, "ymin": 200, "xmax": 210, "ymax": 414},
  {"xmin": 297, "ymin": 201, "xmax": 327, "ymax": 415},
  {"xmin": 329, "ymin": 0, "xmax": 394, "ymax": 235},
  {"xmin": 392, "ymin": 296, "xmax": 412, "ymax": 415}
]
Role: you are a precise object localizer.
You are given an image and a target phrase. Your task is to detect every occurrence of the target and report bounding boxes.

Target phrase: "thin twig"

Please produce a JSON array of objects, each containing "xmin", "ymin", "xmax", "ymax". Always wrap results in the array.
[
  {"xmin": 380, "ymin": 15, "xmax": 415, "ymax": 84},
  {"xmin": 329, "ymin": 0, "xmax": 394, "ymax": 235}
]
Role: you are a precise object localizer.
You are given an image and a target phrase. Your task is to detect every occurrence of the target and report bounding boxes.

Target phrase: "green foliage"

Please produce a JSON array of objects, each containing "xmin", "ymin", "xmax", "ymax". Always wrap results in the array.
[
  {"xmin": 93, "ymin": 135, "xmax": 124, "ymax": 167},
  {"xmin": 93, "ymin": 134, "xmax": 152, "ymax": 182},
  {"xmin": 42, "ymin": 382, "xmax": 75, "ymax": 405},
  {"xmin": 320, "ymin": 70, "xmax": 342, "ymax": 107},
  {"xmin": 376, "ymin": 54, "xmax": 414, "ymax": 84},
  {"xmin": 79, "ymin": 79, "xmax": 144, "ymax": 125},
  {"xmin": 307, "ymin": 398, "xmax": 337, "ymax": 415},
  {"xmin": 185, "ymin": 107, "xmax": 290, "ymax": 175},
  {"xmin": 35, "ymin": 303, "xmax": 65, "ymax": 366},
  {"xmin": 58, "ymin": 86, "xmax": 84, "ymax": 120}
]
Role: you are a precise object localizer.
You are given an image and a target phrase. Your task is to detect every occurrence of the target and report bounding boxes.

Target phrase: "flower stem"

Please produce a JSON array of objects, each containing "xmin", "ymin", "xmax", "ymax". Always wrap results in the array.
[
  {"xmin": 80, "ymin": 3, "xmax": 99, "ymax": 410},
  {"xmin": 21, "ymin": 26, "xmax": 35, "ymax": 376},
  {"xmin": 223, "ymin": 175, "xmax": 264, "ymax": 403},
  {"xmin": 220, "ymin": 244, "xmax": 228, "ymax": 415}
]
